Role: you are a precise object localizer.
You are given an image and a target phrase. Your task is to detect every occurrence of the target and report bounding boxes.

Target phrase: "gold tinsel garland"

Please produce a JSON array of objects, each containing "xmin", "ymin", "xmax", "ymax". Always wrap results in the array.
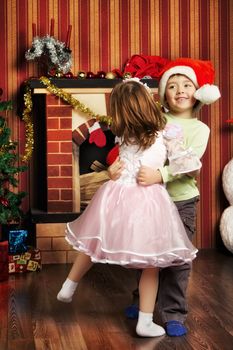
[
  {"xmin": 22, "ymin": 84, "xmax": 34, "ymax": 162},
  {"xmin": 22, "ymin": 77, "xmax": 112, "ymax": 162},
  {"xmin": 39, "ymin": 76, "xmax": 112, "ymax": 125}
]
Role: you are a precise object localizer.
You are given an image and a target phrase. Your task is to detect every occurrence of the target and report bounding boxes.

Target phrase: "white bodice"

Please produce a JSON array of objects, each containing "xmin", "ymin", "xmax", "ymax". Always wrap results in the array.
[{"xmin": 117, "ymin": 133, "xmax": 167, "ymax": 184}]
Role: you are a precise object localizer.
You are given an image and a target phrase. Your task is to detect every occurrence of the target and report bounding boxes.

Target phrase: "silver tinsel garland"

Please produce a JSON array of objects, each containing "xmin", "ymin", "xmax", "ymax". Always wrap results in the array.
[{"xmin": 25, "ymin": 35, "xmax": 72, "ymax": 74}]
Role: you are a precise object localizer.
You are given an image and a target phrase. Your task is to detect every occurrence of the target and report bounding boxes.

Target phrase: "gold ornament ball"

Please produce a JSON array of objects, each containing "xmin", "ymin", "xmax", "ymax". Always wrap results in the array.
[
  {"xmin": 106, "ymin": 72, "xmax": 116, "ymax": 79},
  {"xmin": 123, "ymin": 72, "xmax": 132, "ymax": 79},
  {"xmin": 55, "ymin": 71, "xmax": 63, "ymax": 78},
  {"xmin": 77, "ymin": 71, "xmax": 87, "ymax": 79}
]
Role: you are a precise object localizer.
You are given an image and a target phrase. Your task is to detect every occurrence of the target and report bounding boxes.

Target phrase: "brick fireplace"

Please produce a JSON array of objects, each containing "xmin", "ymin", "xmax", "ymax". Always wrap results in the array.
[{"xmin": 29, "ymin": 79, "xmax": 158, "ymax": 263}]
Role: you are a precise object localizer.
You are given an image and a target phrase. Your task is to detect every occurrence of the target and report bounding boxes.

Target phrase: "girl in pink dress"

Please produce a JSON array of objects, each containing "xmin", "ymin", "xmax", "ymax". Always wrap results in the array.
[{"xmin": 57, "ymin": 79, "xmax": 198, "ymax": 337}]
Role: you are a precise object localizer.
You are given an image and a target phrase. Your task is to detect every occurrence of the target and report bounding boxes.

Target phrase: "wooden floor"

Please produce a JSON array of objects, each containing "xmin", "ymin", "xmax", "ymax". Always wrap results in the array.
[{"xmin": 0, "ymin": 249, "xmax": 233, "ymax": 350}]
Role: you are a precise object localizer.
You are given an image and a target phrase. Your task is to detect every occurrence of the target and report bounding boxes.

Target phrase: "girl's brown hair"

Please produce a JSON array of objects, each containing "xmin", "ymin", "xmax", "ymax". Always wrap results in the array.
[{"xmin": 110, "ymin": 80, "xmax": 166, "ymax": 150}]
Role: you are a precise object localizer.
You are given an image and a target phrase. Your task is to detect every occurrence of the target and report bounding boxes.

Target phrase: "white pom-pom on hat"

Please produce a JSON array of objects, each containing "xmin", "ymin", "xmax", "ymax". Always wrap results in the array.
[
  {"xmin": 158, "ymin": 58, "xmax": 221, "ymax": 110},
  {"xmin": 194, "ymin": 84, "xmax": 221, "ymax": 104}
]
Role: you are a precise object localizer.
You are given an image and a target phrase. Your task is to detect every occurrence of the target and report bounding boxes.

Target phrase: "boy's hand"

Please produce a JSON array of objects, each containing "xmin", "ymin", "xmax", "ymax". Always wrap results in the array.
[
  {"xmin": 107, "ymin": 157, "xmax": 124, "ymax": 180},
  {"xmin": 137, "ymin": 166, "xmax": 163, "ymax": 186}
]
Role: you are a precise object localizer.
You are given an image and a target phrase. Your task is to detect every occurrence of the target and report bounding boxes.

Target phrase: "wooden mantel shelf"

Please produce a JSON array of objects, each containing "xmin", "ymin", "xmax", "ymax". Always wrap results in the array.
[{"xmin": 29, "ymin": 77, "xmax": 158, "ymax": 94}]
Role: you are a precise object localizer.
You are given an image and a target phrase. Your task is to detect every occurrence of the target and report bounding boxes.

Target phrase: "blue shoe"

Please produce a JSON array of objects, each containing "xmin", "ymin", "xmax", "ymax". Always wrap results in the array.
[
  {"xmin": 124, "ymin": 304, "xmax": 139, "ymax": 319},
  {"xmin": 165, "ymin": 320, "xmax": 187, "ymax": 336}
]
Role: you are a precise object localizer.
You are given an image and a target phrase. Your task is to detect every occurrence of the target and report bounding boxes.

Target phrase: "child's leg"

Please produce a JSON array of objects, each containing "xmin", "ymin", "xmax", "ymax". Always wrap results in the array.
[
  {"xmin": 157, "ymin": 197, "xmax": 198, "ymax": 336},
  {"xmin": 136, "ymin": 268, "xmax": 165, "ymax": 337},
  {"xmin": 57, "ymin": 252, "xmax": 93, "ymax": 302},
  {"xmin": 139, "ymin": 268, "xmax": 158, "ymax": 312},
  {"xmin": 68, "ymin": 252, "xmax": 93, "ymax": 281}
]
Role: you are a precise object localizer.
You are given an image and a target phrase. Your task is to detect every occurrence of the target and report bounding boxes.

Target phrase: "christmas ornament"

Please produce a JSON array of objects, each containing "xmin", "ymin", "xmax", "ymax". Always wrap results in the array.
[
  {"xmin": 106, "ymin": 72, "xmax": 116, "ymax": 79},
  {"xmin": 77, "ymin": 71, "xmax": 87, "ymax": 79},
  {"xmin": 123, "ymin": 72, "xmax": 132, "ymax": 79},
  {"xmin": 48, "ymin": 67, "xmax": 57, "ymax": 77},
  {"xmin": 86, "ymin": 71, "xmax": 95, "ymax": 79},
  {"xmin": 64, "ymin": 71, "xmax": 74, "ymax": 79},
  {"xmin": 96, "ymin": 71, "xmax": 106, "ymax": 79},
  {"xmin": 55, "ymin": 71, "xmax": 63, "ymax": 78},
  {"xmin": 0, "ymin": 196, "xmax": 9, "ymax": 207}
]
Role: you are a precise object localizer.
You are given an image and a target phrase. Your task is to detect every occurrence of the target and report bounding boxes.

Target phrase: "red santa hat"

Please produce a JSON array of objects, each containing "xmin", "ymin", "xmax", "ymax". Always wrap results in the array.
[{"xmin": 158, "ymin": 58, "xmax": 221, "ymax": 110}]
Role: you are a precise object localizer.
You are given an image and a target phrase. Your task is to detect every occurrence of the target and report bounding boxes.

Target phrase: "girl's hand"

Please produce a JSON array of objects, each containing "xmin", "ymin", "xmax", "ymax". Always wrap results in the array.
[
  {"xmin": 107, "ymin": 157, "xmax": 124, "ymax": 180},
  {"xmin": 137, "ymin": 166, "xmax": 163, "ymax": 186}
]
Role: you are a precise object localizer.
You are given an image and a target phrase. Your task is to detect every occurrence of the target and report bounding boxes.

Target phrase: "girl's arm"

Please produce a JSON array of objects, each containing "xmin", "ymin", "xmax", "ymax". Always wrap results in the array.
[{"xmin": 137, "ymin": 166, "xmax": 163, "ymax": 186}]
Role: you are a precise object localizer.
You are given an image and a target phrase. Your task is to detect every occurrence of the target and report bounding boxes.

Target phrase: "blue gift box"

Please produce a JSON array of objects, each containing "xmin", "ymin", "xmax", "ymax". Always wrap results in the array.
[{"xmin": 8, "ymin": 230, "xmax": 28, "ymax": 254}]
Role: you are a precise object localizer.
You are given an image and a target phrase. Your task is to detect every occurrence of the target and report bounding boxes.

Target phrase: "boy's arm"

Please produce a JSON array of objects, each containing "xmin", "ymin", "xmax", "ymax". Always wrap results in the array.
[{"xmin": 160, "ymin": 125, "xmax": 210, "ymax": 183}]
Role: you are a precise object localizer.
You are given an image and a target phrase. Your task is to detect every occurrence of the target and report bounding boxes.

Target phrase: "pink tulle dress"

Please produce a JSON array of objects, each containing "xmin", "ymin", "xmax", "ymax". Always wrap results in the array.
[{"xmin": 66, "ymin": 130, "xmax": 198, "ymax": 269}]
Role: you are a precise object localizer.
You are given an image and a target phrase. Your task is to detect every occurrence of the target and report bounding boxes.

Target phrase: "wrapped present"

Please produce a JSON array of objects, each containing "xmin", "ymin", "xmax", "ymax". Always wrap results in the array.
[
  {"xmin": 8, "ymin": 247, "xmax": 42, "ymax": 274},
  {"xmin": 8, "ymin": 229, "xmax": 28, "ymax": 254},
  {"xmin": 0, "ymin": 241, "xmax": 9, "ymax": 281}
]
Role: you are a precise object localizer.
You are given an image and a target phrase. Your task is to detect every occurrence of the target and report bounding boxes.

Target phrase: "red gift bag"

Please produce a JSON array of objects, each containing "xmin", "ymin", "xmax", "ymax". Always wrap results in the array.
[{"xmin": 0, "ymin": 241, "xmax": 9, "ymax": 281}]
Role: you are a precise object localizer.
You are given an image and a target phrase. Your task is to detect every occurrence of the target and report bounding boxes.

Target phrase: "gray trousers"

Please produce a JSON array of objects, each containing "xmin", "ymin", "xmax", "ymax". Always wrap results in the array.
[
  {"xmin": 132, "ymin": 196, "xmax": 199, "ymax": 324},
  {"xmin": 157, "ymin": 196, "xmax": 199, "ymax": 323}
]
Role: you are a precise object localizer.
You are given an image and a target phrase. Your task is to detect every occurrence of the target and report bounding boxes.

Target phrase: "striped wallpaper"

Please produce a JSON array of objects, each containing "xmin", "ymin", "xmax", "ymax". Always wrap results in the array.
[{"xmin": 0, "ymin": 0, "xmax": 232, "ymax": 249}]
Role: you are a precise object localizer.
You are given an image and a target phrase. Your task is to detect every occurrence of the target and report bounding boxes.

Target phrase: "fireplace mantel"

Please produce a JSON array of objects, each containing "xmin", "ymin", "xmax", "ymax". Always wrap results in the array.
[{"xmin": 29, "ymin": 77, "xmax": 158, "ymax": 91}]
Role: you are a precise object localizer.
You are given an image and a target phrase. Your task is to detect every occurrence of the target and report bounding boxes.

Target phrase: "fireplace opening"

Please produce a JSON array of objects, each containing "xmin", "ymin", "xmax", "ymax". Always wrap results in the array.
[{"xmin": 76, "ymin": 128, "xmax": 115, "ymax": 211}]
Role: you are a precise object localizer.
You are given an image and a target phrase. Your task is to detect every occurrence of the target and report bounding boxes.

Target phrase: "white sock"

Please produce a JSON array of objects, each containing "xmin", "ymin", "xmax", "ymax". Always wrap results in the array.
[
  {"xmin": 57, "ymin": 278, "xmax": 78, "ymax": 303},
  {"xmin": 136, "ymin": 311, "xmax": 165, "ymax": 337}
]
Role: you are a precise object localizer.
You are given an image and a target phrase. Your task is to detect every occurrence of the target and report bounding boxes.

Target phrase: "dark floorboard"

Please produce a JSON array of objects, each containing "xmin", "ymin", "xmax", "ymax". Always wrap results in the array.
[{"xmin": 0, "ymin": 249, "xmax": 233, "ymax": 350}]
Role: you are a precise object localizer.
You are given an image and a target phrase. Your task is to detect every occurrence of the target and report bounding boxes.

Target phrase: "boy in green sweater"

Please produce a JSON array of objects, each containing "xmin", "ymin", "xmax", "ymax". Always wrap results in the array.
[{"xmin": 108, "ymin": 58, "xmax": 220, "ymax": 336}]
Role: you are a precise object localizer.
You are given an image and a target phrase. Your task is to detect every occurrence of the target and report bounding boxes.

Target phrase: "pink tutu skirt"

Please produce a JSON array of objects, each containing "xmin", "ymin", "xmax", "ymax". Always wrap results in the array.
[{"xmin": 66, "ymin": 180, "xmax": 197, "ymax": 269}]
